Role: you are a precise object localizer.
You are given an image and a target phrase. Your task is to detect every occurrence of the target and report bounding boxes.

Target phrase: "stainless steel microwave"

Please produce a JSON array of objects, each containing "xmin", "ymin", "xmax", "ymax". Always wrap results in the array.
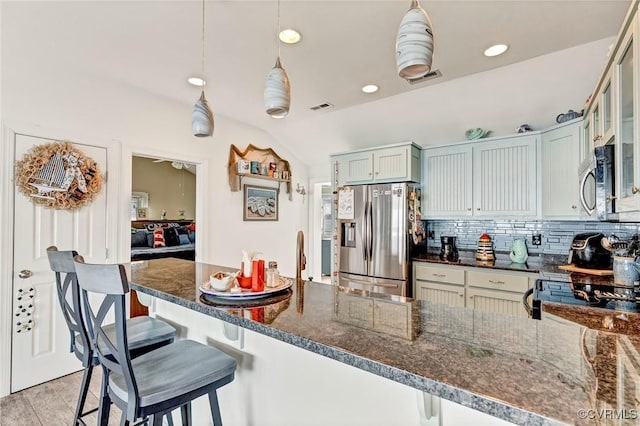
[{"xmin": 579, "ymin": 145, "xmax": 616, "ymax": 221}]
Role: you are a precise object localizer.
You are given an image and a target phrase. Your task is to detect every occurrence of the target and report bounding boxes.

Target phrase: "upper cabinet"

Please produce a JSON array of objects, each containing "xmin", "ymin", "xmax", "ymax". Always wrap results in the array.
[
  {"xmin": 615, "ymin": 20, "xmax": 639, "ymax": 213},
  {"xmin": 472, "ymin": 134, "xmax": 538, "ymax": 217},
  {"xmin": 332, "ymin": 143, "xmax": 421, "ymax": 187},
  {"xmin": 541, "ymin": 119, "xmax": 583, "ymax": 219},
  {"xmin": 584, "ymin": 1, "xmax": 640, "ymax": 218},
  {"xmin": 422, "ymin": 145, "xmax": 473, "ymax": 217},
  {"xmin": 422, "ymin": 133, "xmax": 539, "ymax": 219}
]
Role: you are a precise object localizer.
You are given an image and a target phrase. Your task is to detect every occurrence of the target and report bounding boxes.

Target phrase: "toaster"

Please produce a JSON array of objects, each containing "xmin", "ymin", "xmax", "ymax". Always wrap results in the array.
[{"xmin": 568, "ymin": 232, "xmax": 612, "ymax": 270}]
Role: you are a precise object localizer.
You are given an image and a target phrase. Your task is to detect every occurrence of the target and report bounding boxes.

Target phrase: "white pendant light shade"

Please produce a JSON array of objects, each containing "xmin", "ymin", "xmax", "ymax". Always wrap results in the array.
[
  {"xmin": 264, "ymin": 57, "xmax": 291, "ymax": 118},
  {"xmin": 396, "ymin": 0, "xmax": 434, "ymax": 80},
  {"xmin": 192, "ymin": 91, "xmax": 214, "ymax": 137}
]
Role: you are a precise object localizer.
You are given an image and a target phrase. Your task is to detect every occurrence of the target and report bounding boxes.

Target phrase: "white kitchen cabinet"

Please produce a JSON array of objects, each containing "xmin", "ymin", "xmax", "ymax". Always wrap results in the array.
[
  {"xmin": 422, "ymin": 145, "xmax": 473, "ymax": 217},
  {"xmin": 614, "ymin": 17, "xmax": 640, "ymax": 214},
  {"xmin": 466, "ymin": 269, "xmax": 534, "ymax": 319},
  {"xmin": 333, "ymin": 143, "xmax": 421, "ymax": 187},
  {"xmin": 541, "ymin": 119, "xmax": 583, "ymax": 219},
  {"xmin": 413, "ymin": 263, "xmax": 532, "ymax": 319},
  {"xmin": 413, "ymin": 263, "xmax": 465, "ymax": 306},
  {"xmin": 415, "ymin": 281, "xmax": 466, "ymax": 307},
  {"xmin": 582, "ymin": 2, "xmax": 640, "ymax": 218},
  {"xmin": 422, "ymin": 133, "xmax": 539, "ymax": 219},
  {"xmin": 472, "ymin": 134, "xmax": 539, "ymax": 217}
]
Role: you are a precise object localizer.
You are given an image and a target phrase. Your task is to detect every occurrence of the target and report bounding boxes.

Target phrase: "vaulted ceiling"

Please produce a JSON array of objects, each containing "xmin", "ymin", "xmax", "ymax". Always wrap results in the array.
[{"xmin": 2, "ymin": 1, "xmax": 631, "ymax": 172}]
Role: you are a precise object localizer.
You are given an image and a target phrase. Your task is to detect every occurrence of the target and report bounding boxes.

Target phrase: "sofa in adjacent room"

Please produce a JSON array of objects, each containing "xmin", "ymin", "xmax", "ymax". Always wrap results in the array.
[{"xmin": 130, "ymin": 221, "xmax": 195, "ymax": 261}]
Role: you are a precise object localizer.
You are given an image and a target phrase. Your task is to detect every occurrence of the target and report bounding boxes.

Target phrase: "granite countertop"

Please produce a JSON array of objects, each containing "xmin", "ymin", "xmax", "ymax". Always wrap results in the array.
[
  {"xmin": 413, "ymin": 251, "xmax": 578, "ymax": 277},
  {"xmin": 129, "ymin": 258, "xmax": 640, "ymax": 426}
]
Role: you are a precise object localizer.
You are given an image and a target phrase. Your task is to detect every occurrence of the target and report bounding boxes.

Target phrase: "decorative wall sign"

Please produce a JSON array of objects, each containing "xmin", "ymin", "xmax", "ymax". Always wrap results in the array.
[
  {"xmin": 244, "ymin": 184, "xmax": 278, "ymax": 221},
  {"xmin": 14, "ymin": 141, "xmax": 103, "ymax": 210}
]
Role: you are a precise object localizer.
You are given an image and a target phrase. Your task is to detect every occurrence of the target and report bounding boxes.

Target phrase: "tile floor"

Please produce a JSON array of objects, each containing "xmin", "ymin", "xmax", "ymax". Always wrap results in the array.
[{"xmin": 0, "ymin": 369, "xmax": 121, "ymax": 426}]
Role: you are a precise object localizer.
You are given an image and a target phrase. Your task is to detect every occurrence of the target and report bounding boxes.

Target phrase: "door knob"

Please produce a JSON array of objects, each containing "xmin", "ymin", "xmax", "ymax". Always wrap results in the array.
[{"xmin": 18, "ymin": 270, "xmax": 33, "ymax": 279}]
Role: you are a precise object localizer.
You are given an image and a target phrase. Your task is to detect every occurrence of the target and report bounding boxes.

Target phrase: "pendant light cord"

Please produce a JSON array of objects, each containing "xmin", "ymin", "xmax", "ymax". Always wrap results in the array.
[
  {"xmin": 201, "ymin": 0, "xmax": 206, "ymax": 82},
  {"xmin": 277, "ymin": 0, "xmax": 281, "ymax": 58}
]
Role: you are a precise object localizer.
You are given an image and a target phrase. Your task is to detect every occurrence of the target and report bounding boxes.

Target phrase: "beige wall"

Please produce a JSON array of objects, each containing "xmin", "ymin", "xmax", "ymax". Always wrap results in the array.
[{"xmin": 132, "ymin": 157, "xmax": 196, "ymax": 221}]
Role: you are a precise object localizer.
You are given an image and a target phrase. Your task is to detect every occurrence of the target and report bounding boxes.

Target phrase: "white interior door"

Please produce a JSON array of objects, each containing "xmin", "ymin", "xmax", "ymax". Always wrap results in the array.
[{"xmin": 11, "ymin": 134, "xmax": 108, "ymax": 392}]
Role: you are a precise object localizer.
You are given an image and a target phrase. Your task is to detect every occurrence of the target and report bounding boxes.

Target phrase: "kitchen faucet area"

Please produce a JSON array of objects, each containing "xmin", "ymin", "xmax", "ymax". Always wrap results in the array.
[{"xmin": 4, "ymin": 1, "xmax": 640, "ymax": 426}]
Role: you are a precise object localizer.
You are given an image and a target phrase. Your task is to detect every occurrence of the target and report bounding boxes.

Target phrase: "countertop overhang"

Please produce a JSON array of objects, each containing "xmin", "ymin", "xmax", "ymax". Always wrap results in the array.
[{"xmin": 129, "ymin": 258, "xmax": 640, "ymax": 426}]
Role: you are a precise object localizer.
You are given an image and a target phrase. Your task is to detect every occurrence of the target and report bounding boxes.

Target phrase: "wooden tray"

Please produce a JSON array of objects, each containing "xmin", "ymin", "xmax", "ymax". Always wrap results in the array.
[{"xmin": 558, "ymin": 264, "xmax": 614, "ymax": 276}]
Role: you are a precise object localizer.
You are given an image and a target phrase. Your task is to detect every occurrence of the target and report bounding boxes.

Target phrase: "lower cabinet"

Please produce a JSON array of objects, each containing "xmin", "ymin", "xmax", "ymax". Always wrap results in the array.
[
  {"xmin": 466, "ymin": 287, "xmax": 528, "ymax": 318},
  {"xmin": 413, "ymin": 263, "xmax": 534, "ymax": 319},
  {"xmin": 415, "ymin": 281, "xmax": 465, "ymax": 307},
  {"xmin": 413, "ymin": 263, "xmax": 465, "ymax": 306}
]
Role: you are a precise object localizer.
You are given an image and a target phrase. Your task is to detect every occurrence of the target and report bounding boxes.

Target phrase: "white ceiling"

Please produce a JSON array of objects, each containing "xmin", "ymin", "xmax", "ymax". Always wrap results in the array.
[{"xmin": 2, "ymin": 0, "xmax": 632, "ymax": 172}]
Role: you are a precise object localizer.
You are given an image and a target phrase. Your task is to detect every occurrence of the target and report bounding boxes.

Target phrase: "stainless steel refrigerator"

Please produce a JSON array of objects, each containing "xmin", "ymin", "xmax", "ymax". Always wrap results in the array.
[{"xmin": 339, "ymin": 182, "xmax": 420, "ymax": 297}]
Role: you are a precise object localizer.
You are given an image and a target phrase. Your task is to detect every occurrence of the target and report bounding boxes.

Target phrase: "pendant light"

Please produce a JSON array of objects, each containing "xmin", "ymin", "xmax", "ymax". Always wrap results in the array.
[
  {"xmin": 192, "ymin": 0, "xmax": 214, "ymax": 137},
  {"xmin": 395, "ymin": 0, "xmax": 434, "ymax": 81},
  {"xmin": 264, "ymin": 0, "xmax": 291, "ymax": 118}
]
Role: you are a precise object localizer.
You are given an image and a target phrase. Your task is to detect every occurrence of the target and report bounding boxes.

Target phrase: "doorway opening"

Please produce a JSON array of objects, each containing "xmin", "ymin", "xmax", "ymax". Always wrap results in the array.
[
  {"xmin": 129, "ymin": 155, "xmax": 198, "ymax": 315},
  {"xmin": 311, "ymin": 182, "xmax": 333, "ymax": 284}
]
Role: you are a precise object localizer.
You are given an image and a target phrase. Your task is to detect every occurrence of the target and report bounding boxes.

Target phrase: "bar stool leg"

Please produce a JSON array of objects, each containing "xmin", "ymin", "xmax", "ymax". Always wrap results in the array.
[
  {"xmin": 73, "ymin": 364, "xmax": 94, "ymax": 425},
  {"xmin": 97, "ymin": 367, "xmax": 111, "ymax": 426},
  {"xmin": 208, "ymin": 392, "xmax": 223, "ymax": 426}
]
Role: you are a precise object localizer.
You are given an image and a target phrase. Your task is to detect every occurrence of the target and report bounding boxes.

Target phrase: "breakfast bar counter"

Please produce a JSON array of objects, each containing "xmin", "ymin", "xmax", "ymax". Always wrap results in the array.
[{"xmin": 129, "ymin": 258, "xmax": 640, "ymax": 426}]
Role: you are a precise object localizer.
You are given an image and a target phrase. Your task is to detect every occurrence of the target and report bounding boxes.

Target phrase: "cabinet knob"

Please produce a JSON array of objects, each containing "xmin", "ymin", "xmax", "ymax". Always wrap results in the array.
[
  {"xmin": 593, "ymin": 135, "xmax": 602, "ymax": 142},
  {"xmin": 459, "ymin": 294, "xmax": 464, "ymax": 297},
  {"xmin": 606, "ymin": 195, "xmax": 617, "ymax": 201},
  {"xmin": 632, "ymin": 186, "xmax": 640, "ymax": 195},
  {"xmin": 476, "ymin": 208, "xmax": 481, "ymax": 211},
  {"xmin": 368, "ymin": 172, "xmax": 372, "ymax": 176},
  {"xmin": 375, "ymin": 172, "xmax": 379, "ymax": 176},
  {"xmin": 467, "ymin": 208, "xmax": 471, "ymax": 211},
  {"xmin": 571, "ymin": 205, "xmax": 577, "ymax": 209}
]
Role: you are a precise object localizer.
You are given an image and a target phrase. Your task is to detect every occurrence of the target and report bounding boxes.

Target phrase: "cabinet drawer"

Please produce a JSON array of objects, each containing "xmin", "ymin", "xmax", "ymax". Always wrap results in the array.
[
  {"xmin": 466, "ymin": 270, "xmax": 529, "ymax": 293},
  {"xmin": 414, "ymin": 264, "xmax": 464, "ymax": 285}
]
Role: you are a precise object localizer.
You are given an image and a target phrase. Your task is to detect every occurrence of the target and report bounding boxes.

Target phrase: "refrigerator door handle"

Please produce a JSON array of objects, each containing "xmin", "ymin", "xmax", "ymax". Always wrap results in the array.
[
  {"xmin": 363, "ymin": 199, "xmax": 369, "ymax": 262},
  {"xmin": 368, "ymin": 201, "xmax": 373, "ymax": 260}
]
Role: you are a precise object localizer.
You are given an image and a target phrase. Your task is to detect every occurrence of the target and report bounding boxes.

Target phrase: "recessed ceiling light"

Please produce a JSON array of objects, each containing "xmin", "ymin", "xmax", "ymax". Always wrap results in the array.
[
  {"xmin": 279, "ymin": 29, "xmax": 302, "ymax": 44},
  {"xmin": 362, "ymin": 84, "xmax": 379, "ymax": 94},
  {"xmin": 484, "ymin": 44, "xmax": 508, "ymax": 57},
  {"xmin": 188, "ymin": 77, "xmax": 206, "ymax": 87}
]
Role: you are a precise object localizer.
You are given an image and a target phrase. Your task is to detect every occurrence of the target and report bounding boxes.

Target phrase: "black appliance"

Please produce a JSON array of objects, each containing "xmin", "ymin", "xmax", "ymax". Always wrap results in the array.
[
  {"xmin": 568, "ymin": 232, "xmax": 612, "ymax": 269},
  {"xmin": 528, "ymin": 279, "xmax": 640, "ymax": 319},
  {"xmin": 439, "ymin": 236, "xmax": 458, "ymax": 261}
]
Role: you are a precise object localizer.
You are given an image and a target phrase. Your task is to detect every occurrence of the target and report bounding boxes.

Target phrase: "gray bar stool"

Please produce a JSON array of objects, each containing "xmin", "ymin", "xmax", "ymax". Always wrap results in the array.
[
  {"xmin": 73, "ymin": 256, "xmax": 237, "ymax": 426},
  {"xmin": 46, "ymin": 247, "xmax": 176, "ymax": 425}
]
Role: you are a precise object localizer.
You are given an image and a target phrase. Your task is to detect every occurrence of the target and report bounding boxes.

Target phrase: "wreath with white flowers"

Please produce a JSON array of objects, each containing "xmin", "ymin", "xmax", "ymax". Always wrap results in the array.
[{"xmin": 14, "ymin": 141, "xmax": 103, "ymax": 210}]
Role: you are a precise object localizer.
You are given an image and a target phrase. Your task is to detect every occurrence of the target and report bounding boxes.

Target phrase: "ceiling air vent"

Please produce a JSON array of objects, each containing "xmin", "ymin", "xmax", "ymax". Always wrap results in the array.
[
  {"xmin": 407, "ymin": 69, "xmax": 442, "ymax": 85},
  {"xmin": 310, "ymin": 102, "xmax": 334, "ymax": 111}
]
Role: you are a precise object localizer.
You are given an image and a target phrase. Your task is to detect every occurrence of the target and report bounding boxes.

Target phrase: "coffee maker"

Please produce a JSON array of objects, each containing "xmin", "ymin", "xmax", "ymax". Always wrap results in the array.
[{"xmin": 440, "ymin": 236, "xmax": 459, "ymax": 261}]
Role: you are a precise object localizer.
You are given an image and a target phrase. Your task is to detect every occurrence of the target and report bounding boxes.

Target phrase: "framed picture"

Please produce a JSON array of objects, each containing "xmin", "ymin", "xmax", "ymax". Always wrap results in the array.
[
  {"xmin": 136, "ymin": 208, "xmax": 148, "ymax": 219},
  {"xmin": 244, "ymin": 184, "xmax": 278, "ymax": 221}
]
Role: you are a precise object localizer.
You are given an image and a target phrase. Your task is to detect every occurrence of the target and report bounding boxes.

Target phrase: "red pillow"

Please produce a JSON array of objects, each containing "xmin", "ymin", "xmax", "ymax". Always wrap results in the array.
[{"xmin": 153, "ymin": 228, "xmax": 166, "ymax": 248}]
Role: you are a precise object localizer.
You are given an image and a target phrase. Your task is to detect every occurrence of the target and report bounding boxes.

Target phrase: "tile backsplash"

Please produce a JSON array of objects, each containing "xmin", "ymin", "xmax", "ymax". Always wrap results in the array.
[{"xmin": 425, "ymin": 220, "xmax": 640, "ymax": 256}]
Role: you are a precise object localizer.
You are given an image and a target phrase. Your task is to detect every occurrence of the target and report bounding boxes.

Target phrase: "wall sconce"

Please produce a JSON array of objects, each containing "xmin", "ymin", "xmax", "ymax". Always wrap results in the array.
[{"xmin": 296, "ymin": 183, "xmax": 306, "ymax": 203}]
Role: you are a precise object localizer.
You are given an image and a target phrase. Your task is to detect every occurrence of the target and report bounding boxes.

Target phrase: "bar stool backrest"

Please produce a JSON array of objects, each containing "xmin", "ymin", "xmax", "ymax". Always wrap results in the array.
[
  {"xmin": 45, "ymin": 246, "xmax": 91, "ymax": 367},
  {"xmin": 73, "ymin": 255, "xmax": 140, "ymax": 420}
]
